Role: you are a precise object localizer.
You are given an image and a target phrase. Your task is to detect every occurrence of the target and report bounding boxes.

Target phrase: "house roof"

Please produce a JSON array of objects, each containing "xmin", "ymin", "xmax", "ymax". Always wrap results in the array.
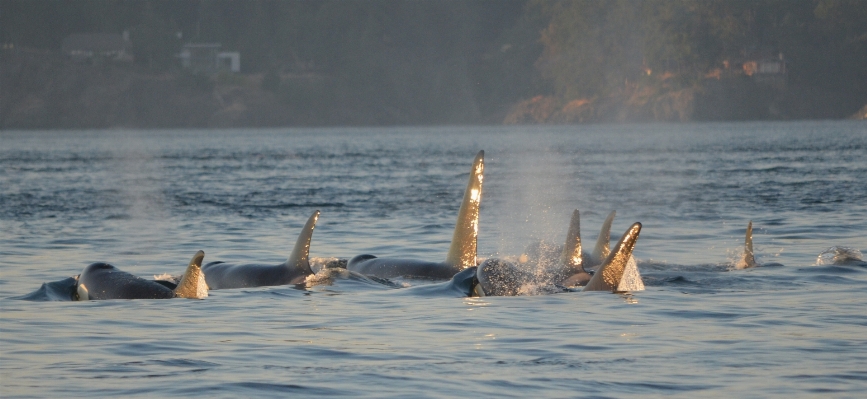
[{"xmin": 183, "ymin": 43, "xmax": 222, "ymax": 49}]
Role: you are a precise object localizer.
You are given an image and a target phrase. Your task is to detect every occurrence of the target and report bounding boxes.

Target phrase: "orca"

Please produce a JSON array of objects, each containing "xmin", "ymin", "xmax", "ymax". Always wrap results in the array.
[
  {"xmin": 75, "ymin": 250, "xmax": 207, "ymax": 301},
  {"xmin": 368, "ymin": 267, "xmax": 479, "ymax": 297},
  {"xmin": 582, "ymin": 222, "xmax": 643, "ymax": 292},
  {"xmin": 816, "ymin": 246, "xmax": 867, "ymax": 266},
  {"xmin": 202, "ymin": 210, "xmax": 319, "ymax": 289},
  {"xmin": 521, "ymin": 210, "xmax": 615, "ymax": 271},
  {"xmin": 734, "ymin": 221, "xmax": 758, "ymax": 269},
  {"xmin": 400, "ymin": 267, "xmax": 483, "ymax": 296},
  {"xmin": 474, "ymin": 258, "xmax": 534, "ymax": 296},
  {"xmin": 732, "ymin": 221, "xmax": 790, "ymax": 269},
  {"xmin": 554, "ymin": 209, "xmax": 592, "ymax": 287},
  {"xmin": 571, "ymin": 210, "xmax": 644, "ymax": 291},
  {"xmin": 556, "ymin": 209, "xmax": 644, "ymax": 292},
  {"xmin": 588, "ymin": 210, "xmax": 616, "ymax": 267},
  {"xmin": 449, "ymin": 222, "xmax": 643, "ymax": 297},
  {"xmin": 304, "ymin": 259, "xmax": 404, "ymax": 289},
  {"xmin": 347, "ymin": 150, "xmax": 484, "ymax": 280},
  {"xmin": 519, "ymin": 209, "xmax": 643, "ymax": 290}
]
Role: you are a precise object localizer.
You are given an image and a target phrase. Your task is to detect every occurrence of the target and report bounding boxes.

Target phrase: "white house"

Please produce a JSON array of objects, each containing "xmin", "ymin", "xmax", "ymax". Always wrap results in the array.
[{"xmin": 179, "ymin": 43, "xmax": 240, "ymax": 73}]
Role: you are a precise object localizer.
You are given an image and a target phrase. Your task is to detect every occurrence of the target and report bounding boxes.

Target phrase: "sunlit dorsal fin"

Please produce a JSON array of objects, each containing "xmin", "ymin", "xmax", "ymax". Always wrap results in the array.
[
  {"xmin": 584, "ymin": 222, "xmax": 641, "ymax": 292},
  {"xmin": 174, "ymin": 250, "xmax": 207, "ymax": 298},
  {"xmin": 616, "ymin": 256, "xmax": 645, "ymax": 291},
  {"xmin": 76, "ymin": 280, "xmax": 89, "ymax": 301},
  {"xmin": 286, "ymin": 210, "xmax": 319, "ymax": 275},
  {"xmin": 736, "ymin": 220, "xmax": 757, "ymax": 269},
  {"xmin": 559, "ymin": 209, "xmax": 584, "ymax": 273},
  {"xmin": 592, "ymin": 210, "xmax": 616, "ymax": 261},
  {"xmin": 445, "ymin": 150, "xmax": 484, "ymax": 269}
]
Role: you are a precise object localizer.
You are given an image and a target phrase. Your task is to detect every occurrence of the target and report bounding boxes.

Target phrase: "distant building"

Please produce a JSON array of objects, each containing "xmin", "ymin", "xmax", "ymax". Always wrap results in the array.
[
  {"xmin": 742, "ymin": 48, "xmax": 786, "ymax": 88},
  {"xmin": 179, "ymin": 43, "xmax": 240, "ymax": 74},
  {"xmin": 62, "ymin": 32, "xmax": 133, "ymax": 62}
]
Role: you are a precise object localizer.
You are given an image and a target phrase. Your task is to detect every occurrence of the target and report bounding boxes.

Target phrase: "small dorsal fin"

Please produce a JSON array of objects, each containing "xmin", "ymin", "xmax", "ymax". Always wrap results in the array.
[
  {"xmin": 616, "ymin": 256, "xmax": 645, "ymax": 291},
  {"xmin": 174, "ymin": 250, "xmax": 207, "ymax": 298},
  {"xmin": 286, "ymin": 210, "xmax": 319, "ymax": 275},
  {"xmin": 76, "ymin": 280, "xmax": 89, "ymax": 301},
  {"xmin": 445, "ymin": 150, "xmax": 484, "ymax": 269},
  {"xmin": 592, "ymin": 210, "xmax": 616, "ymax": 261},
  {"xmin": 584, "ymin": 222, "xmax": 641, "ymax": 292},
  {"xmin": 559, "ymin": 209, "xmax": 584, "ymax": 273},
  {"xmin": 736, "ymin": 220, "xmax": 757, "ymax": 269}
]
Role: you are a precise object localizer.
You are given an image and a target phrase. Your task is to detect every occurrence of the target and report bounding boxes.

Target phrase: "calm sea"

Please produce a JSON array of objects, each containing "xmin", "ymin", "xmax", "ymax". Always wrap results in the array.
[{"xmin": 1, "ymin": 122, "xmax": 866, "ymax": 397}]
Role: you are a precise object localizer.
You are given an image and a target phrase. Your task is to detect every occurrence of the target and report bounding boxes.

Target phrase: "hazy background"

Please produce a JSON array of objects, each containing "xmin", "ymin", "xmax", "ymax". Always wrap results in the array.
[{"xmin": 2, "ymin": 0, "xmax": 866, "ymax": 129}]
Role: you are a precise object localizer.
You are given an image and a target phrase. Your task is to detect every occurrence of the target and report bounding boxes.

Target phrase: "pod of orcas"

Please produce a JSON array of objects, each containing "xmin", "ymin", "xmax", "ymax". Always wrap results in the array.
[{"xmin": 23, "ymin": 150, "xmax": 858, "ymax": 301}]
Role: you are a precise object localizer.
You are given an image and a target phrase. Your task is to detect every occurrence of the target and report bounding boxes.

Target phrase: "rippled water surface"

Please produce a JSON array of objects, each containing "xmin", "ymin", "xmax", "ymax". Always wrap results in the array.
[{"xmin": 2, "ymin": 122, "xmax": 866, "ymax": 397}]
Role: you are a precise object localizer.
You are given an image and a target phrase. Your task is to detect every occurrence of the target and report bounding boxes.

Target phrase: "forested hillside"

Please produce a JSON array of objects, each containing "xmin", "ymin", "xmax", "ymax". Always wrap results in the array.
[
  {"xmin": 526, "ymin": 0, "xmax": 867, "ymax": 122},
  {"xmin": 2, "ymin": 0, "xmax": 865, "ymax": 128}
]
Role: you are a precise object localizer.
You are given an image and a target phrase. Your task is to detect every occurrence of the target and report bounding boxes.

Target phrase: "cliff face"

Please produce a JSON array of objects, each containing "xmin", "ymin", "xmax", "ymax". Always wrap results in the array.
[
  {"xmin": 503, "ymin": 88, "xmax": 696, "ymax": 125},
  {"xmin": 503, "ymin": 76, "xmax": 867, "ymax": 125}
]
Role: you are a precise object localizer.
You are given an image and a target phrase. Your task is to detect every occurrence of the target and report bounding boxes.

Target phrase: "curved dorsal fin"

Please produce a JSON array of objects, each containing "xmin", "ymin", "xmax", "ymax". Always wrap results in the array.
[
  {"xmin": 584, "ymin": 222, "xmax": 641, "ymax": 292},
  {"xmin": 286, "ymin": 210, "xmax": 319, "ymax": 275},
  {"xmin": 592, "ymin": 210, "xmax": 616, "ymax": 261},
  {"xmin": 174, "ymin": 250, "xmax": 208, "ymax": 298},
  {"xmin": 559, "ymin": 209, "xmax": 584, "ymax": 273},
  {"xmin": 445, "ymin": 150, "xmax": 484, "ymax": 269}
]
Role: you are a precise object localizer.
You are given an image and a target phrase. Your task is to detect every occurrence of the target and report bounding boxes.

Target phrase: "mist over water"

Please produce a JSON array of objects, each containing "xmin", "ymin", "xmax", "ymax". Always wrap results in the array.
[{"xmin": 2, "ymin": 121, "xmax": 866, "ymax": 397}]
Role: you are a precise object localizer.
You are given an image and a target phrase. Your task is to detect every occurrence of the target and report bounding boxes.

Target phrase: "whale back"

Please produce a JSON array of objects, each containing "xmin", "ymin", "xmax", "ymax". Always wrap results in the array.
[
  {"xmin": 476, "ymin": 258, "xmax": 526, "ymax": 297},
  {"xmin": 445, "ymin": 150, "xmax": 484, "ymax": 269},
  {"xmin": 75, "ymin": 263, "xmax": 175, "ymax": 300},
  {"xmin": 201, "ymin": 210, "xmax": 319, "ymax": 289},
  {"xmin": 584, "ymin": 222, "xmax": 642, "ymax": 292}
]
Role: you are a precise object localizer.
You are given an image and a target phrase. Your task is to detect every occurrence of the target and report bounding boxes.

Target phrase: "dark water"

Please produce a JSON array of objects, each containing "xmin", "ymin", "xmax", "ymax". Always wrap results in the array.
[{"xmin": 2, "ymin": 122, "xmax": 866, "ymax": 397}]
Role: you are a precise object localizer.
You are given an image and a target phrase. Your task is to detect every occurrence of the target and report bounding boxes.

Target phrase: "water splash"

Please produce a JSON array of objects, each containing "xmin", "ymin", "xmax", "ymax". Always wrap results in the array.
[{"xmin": 816, "ymin": 246, "xmax": 864, "ymax": 265}]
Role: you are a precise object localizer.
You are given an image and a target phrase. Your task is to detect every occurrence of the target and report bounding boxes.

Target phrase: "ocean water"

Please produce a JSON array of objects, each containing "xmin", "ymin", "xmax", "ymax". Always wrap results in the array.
[{"xmin": 1, "ymin": 122, "xmax": 866, "ymax": 397}]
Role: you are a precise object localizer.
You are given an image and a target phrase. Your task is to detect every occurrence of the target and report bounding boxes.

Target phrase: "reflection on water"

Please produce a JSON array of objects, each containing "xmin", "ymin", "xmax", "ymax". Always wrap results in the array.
[
  {"xmin": 463, "ymin": 297, "xmax": 490, "ymax": 309},
  {"xmin": 619, "ymin": 293, "xmax": 639, "ymax": 304},
  {"xmin": 1, "ymin": 122, "xmax": 866, "ymax": 397}
]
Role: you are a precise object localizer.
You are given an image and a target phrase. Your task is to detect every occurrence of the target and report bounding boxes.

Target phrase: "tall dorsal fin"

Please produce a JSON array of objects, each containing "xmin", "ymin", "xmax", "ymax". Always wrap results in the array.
[
  {"xmin": 592, "ymin": 210, "xmax": 616, "ymax": 261},
  {"xmin": 559, "ymin": 209, "xmax": 584, "ymax": 273},
  {"xmin": 286, "ymin": 210, "xmax": 319, "ymax": 275},
  {"xmin": 174, "ymin": 250, "xmax": 208, "ymax": 298},
  {"xmin": 584, "ymin": 222, "xmax": 641, "ymax": 292},
  {"xmin": 445, "ymin": 150, "xmax": 484, "ymax": 269},
  {"xmin": 736, "ymin": 220, "xmax": 757, "ymax": 269}
]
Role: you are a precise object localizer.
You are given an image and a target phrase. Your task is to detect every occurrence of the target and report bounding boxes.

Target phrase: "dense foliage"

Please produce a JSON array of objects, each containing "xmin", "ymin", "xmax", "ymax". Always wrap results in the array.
[
  {"xmin": 534, "ymin": 0, "xmax": 867, "ymax": 100},
  {"xmin": 1, "ymin": 0, "xmax": 864, "ymax": 126}
]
